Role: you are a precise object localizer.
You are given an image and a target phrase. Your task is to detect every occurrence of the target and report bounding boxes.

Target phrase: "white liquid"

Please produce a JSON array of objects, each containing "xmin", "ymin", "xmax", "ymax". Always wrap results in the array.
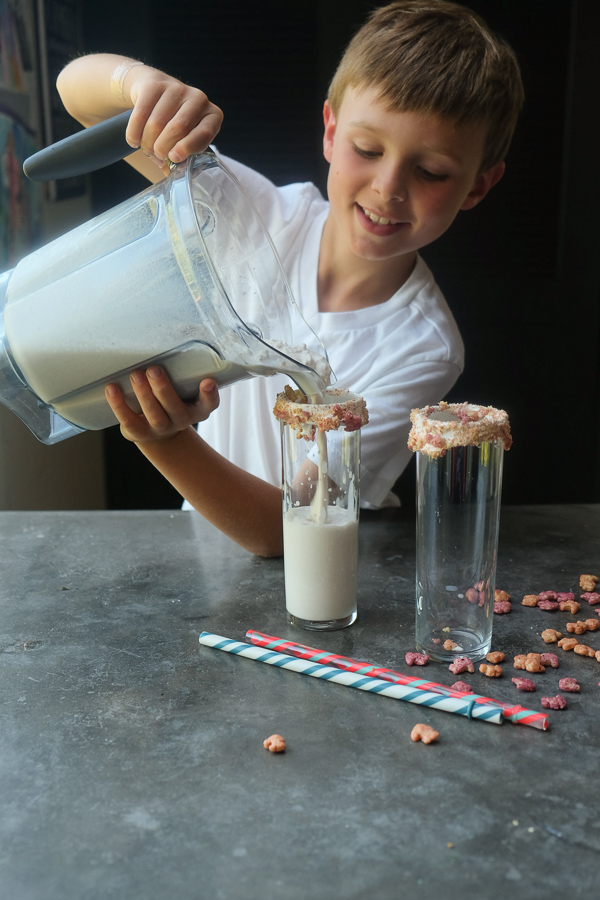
[
  {"xmin": 283, "ymin": 505, "xmax": 358, "ymax": 622},
  {"xmin": 3, "ymin": 176, "xmax": 331, "ymax": 431}
]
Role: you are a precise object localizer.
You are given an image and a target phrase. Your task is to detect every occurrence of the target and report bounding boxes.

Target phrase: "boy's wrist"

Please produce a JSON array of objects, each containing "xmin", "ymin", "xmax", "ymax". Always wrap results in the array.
[{"xmin": 110, "ymin": 59, "xmax": 145, "ymax": 104}]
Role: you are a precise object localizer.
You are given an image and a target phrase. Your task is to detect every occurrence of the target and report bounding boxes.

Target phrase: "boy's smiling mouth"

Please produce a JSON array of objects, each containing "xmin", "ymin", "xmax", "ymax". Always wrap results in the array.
[{"xmin": 359, "ymin": 204, "xmax": 401, "ymax": 225}]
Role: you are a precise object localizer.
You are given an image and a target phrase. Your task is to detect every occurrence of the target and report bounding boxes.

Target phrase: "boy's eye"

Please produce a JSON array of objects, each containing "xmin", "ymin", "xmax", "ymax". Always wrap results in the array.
[
  {"xmin": 352, "ymin": 144, "xmax": 380, "ymax": 159},
  {"xmin": 417, "ymin": 166, "xmax": 449, "ymax": 182}
]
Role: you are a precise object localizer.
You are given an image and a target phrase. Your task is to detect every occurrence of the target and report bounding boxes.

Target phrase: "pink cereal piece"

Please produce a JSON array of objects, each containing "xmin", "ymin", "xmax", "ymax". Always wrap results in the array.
[
  {"xmin": 581, "ymin": 592, "xmax": 600, "ymax": 605},
  {"xmin": 538, "ymin": 591, "xmax": 558, "ymax": 601},
  {"xmin": 538, "ymin": 600, "xmax": 560, "ymax": 611},
  {"xmin": 448, "ymin": 656, "xmax": 475, "ymax": 675},
  {"xmin": 512, "ymin": 677, "xmax": 536, "ymax": 692},
  {"xmin": 450, "ymin": 680, "xmax": 473, "ymax": 693},
  {"xmin": 558, "ymin": 677, "xmax": 580, "ymax": 692},
  {"xmin": 465, "ymin": 588, "xmax": 479, "ymax": 604},
  {"xmin": 494, "ymin": 601, "xmax": 511, "ymax": 614},
  {"xmin": 556, "ymin": 592, "xmax": 575, "ymax": 602},
  {"xmin": 540, "ymin": 694, "xmax": 568, "ymax": 710},
  {"xmin": 539, "ymin": 652, "xmax": 559, "ymax": 668},
  {"xmin": 405, "ymin": 651, "xmax": 429, "ymax": 666}
]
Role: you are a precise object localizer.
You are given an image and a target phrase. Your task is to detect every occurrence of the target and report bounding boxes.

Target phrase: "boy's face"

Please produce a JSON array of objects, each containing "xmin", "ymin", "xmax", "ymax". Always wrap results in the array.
[{"xmin": 322, "ymin": 86, "xmax": 504, "ymax": 266}]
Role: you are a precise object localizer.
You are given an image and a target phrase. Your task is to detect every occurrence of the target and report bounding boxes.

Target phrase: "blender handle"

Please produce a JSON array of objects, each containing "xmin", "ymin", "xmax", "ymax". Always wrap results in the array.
[{"xmin": 23, "ymin": 110, "xmax": 134, "ymax": 181}]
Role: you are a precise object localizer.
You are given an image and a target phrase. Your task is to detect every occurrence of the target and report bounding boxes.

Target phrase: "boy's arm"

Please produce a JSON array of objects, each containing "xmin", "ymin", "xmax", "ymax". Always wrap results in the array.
[
  {"xmin": 105, "ymin": 367, "xmax": 284, "ymax": 558},
  {"xmin": 56, "ymin": 53, "xmax": 223, "ymax": 182}
]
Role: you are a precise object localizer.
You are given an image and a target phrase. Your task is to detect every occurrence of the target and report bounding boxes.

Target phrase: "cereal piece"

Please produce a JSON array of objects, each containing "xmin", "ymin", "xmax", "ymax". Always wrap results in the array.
[
  {"xmin": 596, "ymin": 651, "xmax": 600, "ymax": 663},
  {"xmin": 541, "ymin": 628, "xmax": 562, "ymax": 643},
  {"xmin": 538, "ymin": 591, "xmax": 558, "ymax": 601},
  {"xmin": 465, "ymin": 588, "xmax": 480, "ymax": 604},
  {"xmin": 512, "ymin": 676, "xmax": 536, "ymax": 691},
  {"xmin": 558, "ymin": 599, "xmax": 580, "ymax": 614},
  {"xmin": 566, "ymin": 621, "xmax": 590, "ymax": 635},
  {"xmin": 410, "ymin": 723, "xmax": 439, "ymax": 744},
  {"xmin": 486, "ymin": 651, "xmax": 505, "ymax": 664},
  {"xmin": 580, "ymin": 574, "xmax": 598, "ymax": 591},
  {"xmin": 558, "ymin": 677, "xmax": 580, "ymax": 692},
  {"xmin": 405, "ymin": 651, "xmax": 429, "ymax": 666},
  {"xmin": 581, "ymin": 592, "xmax": 600, "ymax": 605},
  {"xmin": 448, "ymin": 656, "xmax": 475, "ymax": 675},
  {"xmin": 450, "ymin": 680, "xmax": 473, "ymax": 693},
  {"xmin": 556, "ymin": 592, "xmax": 575, "ymax": 602},
  {"xmin": 522, "ymin": 594, "xmax": 539, "ymax": 607},
  {"xmin": 573, "ymin": 644, "xmax": 596, "ymax": 658},
  {"xmin": 538, "ymin": 599, "xmax": 560, "ymax": 611},
  {"xmin": 514, "ymin": 653, "xmax": 545, "ymax": 673},
  {"xmin": 263, "ymin": 734, "xmax": 286, "ymax": 753},
  {"xmin": 495, "ymin": 589, "xmax": 511, "ymax": 603},
  {"xmin": 539, "ymin": 652, "xmax": 559, "ymax": 668},
  {"xmin": 443, "ymin": 640, "xmax": 458, "ymax": 650},
  {"xmin": 540, "ymin": 695, "xmax": 567, "ymax": 710},
  {"xmin": 585, "ymin": 618, "xmax": 599, "ymax": 631},
  {"xmin": 558, "ymin": 637, "xmax": 578, "ymax": 651},
  {"xmin": 479, "ymin": 663, "xmax": 502, "ymax": 677},
  {"xmin": 494, "ymin": 601, "xmax": 511, "ymax": 614}
]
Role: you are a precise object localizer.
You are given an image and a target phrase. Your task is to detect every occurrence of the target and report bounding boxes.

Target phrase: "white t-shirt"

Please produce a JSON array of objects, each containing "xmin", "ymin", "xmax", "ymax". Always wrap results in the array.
[{"xmin": 185, "ymin": 155, "xmax": 464, "ymax": 510}]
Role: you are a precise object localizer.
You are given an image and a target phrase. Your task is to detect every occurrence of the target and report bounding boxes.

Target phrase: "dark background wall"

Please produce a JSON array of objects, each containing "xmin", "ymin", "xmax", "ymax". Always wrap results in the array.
[{"xmin": 80, "ymin": 0, "xmax": 600, "ymax": 510}]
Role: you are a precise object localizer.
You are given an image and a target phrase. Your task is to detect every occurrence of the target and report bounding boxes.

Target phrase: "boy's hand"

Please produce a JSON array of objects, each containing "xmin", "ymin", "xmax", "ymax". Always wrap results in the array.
[
  {"xmin": 124, "ymin": 67, "xmax": 223, "ymax": 172},
  {"xmin": 105, "ymin": 366, "xmax": 220, "ymax": 444}
]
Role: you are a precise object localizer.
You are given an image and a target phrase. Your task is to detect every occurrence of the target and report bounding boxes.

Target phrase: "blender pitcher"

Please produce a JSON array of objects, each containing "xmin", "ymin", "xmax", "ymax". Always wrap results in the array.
[{"xmin": 0, "ymin": 113, "xmax": 331, "ymax": 444}]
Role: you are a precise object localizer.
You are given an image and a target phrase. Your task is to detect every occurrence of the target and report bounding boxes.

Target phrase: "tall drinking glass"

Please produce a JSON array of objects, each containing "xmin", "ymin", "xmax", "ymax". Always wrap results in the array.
[{"xmin": 408, "ymin": 403, "xmax": 512, "ymax": 662}]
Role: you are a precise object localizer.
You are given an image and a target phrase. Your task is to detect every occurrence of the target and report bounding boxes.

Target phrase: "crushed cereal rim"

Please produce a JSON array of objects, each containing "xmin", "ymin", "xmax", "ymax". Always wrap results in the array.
[
  {"xmin": 408, "ymin": 401, "xmax": 512, "ymax": 457},
  {"xmin": 273, "ymin": 385, "xmax": 369, "ymax": 437}
]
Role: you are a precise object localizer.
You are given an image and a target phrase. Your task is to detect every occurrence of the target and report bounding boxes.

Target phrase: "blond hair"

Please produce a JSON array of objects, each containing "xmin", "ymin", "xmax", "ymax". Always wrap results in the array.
[{"xmin": 328, "ymin": 0, "xmax": 524, "ymax": 171}]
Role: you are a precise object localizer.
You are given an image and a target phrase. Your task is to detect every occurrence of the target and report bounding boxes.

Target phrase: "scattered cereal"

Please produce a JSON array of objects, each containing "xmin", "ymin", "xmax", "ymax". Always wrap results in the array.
[
  {"xmin": 494, "ymin": 601, "xmax": 511, "ymax": 614},
  {"xmin": 580, "ymin": 574, "xmax": 598, "ymax": 592},
  {"xmin": 540, "ymin": 695, "xmax": 567, "ymax": 710},
  {"xmin": 538, "ymin": 599, "xmax": 560, "ymax": 611},
  {"xmin": 557, "ymin": 637, "xmax": 578, "ymax": 651},
  {"xmin": 411, "ymin": 723, "xmax": 439, "ymax": 744},
  {"xmin": 581, "ymin": 592, "xmax": 600, "ymax": 605},
  {"xmin": 541, "ymin": 629, "xmax": 562, "ymax": 643},
  {"xmin": 573, "ymin": 644, "xmax": 595, "ymax": 658},
  {"xmin": 443, "ymin": 640, "xmax": 458, "ymax": 651},
  {"xmin": 512, "ymin": 676, "xmax": 536, "ymax": 691},
  {"xmin": 514, "ymin": 653, "xmax": 545, "ymax": 673},
  {"xmin": 263, "ymin": 734, "xmax": 286, "ymax": 753},
  {"xmin": 566, "ymin": 620, "xmax": 596, "ymax": 635},
  {"xmin": 479, "ymin": 663, "xmax": 502, "ymax": 677},
  {"xmin": 558, "ymin": 599, "xmax": 580, "ymax": 614},
  {"xmin": 486, "ymin": 651, "xmax": 505, "ymax": 664},
  {"xmin": 450, "ymin": 681, "xmax": 473, "ymax": 693},
  {"xmin": 538, "ymin": 591, "xmax": 557, "ymax": 601},
  {"xmin": 539, "ymin": 652, "xmax": 559, "ymax": 668},
  {"xmin": 495, "ymin": 590, "xmax": 511, "ymax": 603},
  {"xmin": 558, "ymin": 677, "xmax": 580, "ymax": 692},
  {"xmin": 405, "ymin": 651, "xmax": 429, "ymax": 666},
  {"xmin": 522, "ymin": 594, "xmax": 539, "ymax": 607},
  {"xmin": 448, "ymin": 656, "xmax": 475, "ymax": 675}
]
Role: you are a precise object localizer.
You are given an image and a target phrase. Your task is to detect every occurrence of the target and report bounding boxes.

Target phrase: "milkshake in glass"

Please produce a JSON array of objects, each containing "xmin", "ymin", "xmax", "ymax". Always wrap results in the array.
[{"xmin": 274, "ymin": 386, "xmax": 368, "ymax": 630}]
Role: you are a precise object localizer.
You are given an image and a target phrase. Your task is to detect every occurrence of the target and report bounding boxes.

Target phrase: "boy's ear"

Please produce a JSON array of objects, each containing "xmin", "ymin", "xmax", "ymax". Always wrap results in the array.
[
  {"xmin": 460, "ymin": 161, "xmax": 505, "ymax": 210},
  {"xmin": 323, "ymin": 99, "xmax": 336, "ymax": 163}
]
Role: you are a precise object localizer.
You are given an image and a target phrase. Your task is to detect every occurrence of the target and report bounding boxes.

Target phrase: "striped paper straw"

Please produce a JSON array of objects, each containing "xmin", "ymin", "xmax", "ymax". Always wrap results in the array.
[
  {"xmin": 199, "ymin": 632, "xmax": 504, "ymax": 725},
  {"xmin": 246, "ymin": 630, "xmax": 549, "ymax": 732}
]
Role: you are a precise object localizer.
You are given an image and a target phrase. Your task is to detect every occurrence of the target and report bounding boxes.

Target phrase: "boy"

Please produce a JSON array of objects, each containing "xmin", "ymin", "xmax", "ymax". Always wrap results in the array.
[{"xmin": 56, "ymin": 1, "xmax": 523, "ymax": 556}]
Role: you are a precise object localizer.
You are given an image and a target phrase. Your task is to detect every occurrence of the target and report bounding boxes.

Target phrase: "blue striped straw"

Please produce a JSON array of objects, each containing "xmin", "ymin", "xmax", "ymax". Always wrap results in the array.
[{"xmin": 199, "ymin": 632, "xmax": 504, "ymax": 725}]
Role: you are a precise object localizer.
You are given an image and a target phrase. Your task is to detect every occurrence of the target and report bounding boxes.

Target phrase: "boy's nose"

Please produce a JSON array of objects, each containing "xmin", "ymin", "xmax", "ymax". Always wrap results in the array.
[{"xmin": 372, "ymin": 164, "xmax": 408, "ymax": 203}]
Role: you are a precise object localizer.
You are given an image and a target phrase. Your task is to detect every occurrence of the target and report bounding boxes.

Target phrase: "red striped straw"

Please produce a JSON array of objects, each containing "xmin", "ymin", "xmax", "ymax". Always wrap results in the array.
[{"xmin": 246, "ymin": 630, "xmax": 549, "ymax": 731}]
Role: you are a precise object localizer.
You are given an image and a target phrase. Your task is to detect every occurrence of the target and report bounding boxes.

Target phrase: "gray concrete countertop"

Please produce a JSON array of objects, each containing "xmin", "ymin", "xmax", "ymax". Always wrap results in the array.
[{"xmin": 1, "ymin": 505, "xmax": 599, "ymax": 899}]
